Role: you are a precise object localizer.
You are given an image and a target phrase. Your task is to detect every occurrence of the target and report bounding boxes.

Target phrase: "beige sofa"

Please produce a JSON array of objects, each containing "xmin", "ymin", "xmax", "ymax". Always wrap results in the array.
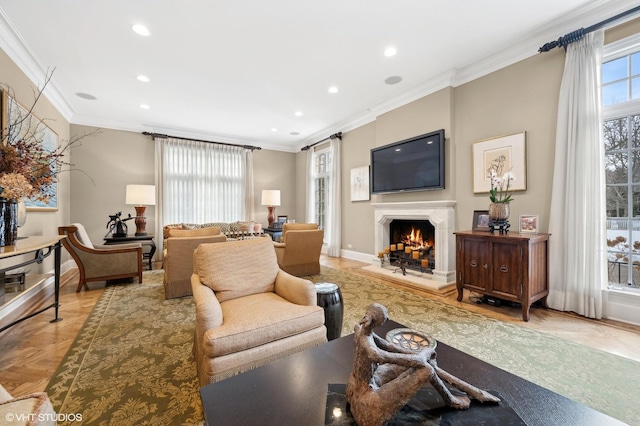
[
  {"xmin": 273, "ymin": 223, "xmax": 324, "ymax": 276},
  {"xmin": 191, "ymin": 237, "xmax": 327, "ymax": 386},
  {"xmin": 164, "ymin": 221, "xmax": 262, "ymax": 241},
  {"xmin": 163, "ymin": 226, "xmax": 227, "ymax": 299}
]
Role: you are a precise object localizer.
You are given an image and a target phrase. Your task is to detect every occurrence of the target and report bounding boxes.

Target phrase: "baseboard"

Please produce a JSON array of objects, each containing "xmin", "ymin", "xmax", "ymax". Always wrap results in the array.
[{"xmin": 604, "ymin": 288, "xmax": 640, "ymax": 326}]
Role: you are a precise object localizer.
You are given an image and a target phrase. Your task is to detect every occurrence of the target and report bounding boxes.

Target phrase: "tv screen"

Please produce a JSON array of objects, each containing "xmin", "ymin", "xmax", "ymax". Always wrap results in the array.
[{"xmin": 370, "ymin": 129, "xmax": 445, "ymax": 194}]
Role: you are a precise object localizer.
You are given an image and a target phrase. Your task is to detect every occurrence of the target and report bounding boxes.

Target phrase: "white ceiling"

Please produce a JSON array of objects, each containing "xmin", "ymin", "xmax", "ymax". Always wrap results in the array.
[{"xmin": 0, "ymin": 0, "xmax": 638, "ymax": 152}]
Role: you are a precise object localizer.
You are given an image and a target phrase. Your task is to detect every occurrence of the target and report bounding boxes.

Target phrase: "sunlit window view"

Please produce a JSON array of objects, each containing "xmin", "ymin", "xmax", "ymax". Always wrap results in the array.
[{"xmin": 603, "ymin": 48, "xmax": 640, "ymax": 288}]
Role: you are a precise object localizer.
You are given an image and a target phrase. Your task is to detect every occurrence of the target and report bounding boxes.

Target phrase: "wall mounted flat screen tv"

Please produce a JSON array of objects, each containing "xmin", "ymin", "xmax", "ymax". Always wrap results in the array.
[{"xmin": 370, "ymin": 129, "xmax": 445, "ymax": 194}]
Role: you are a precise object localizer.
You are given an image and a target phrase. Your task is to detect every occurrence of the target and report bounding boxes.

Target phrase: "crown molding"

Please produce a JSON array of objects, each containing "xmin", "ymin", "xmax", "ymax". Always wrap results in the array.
[{"xmin": 0, "ymin": 8, "xmax": 75, "ymax": 121}]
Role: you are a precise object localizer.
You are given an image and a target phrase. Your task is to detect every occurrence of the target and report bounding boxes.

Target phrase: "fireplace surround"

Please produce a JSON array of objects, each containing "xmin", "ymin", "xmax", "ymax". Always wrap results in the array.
[{"xmin": 373, "ymin": 201, "xmax": 456, "ymax": 284}]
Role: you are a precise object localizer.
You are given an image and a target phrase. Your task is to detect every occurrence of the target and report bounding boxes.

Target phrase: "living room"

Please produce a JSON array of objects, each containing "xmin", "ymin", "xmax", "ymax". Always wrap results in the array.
[{"xmin": 1, "ymin": 2, "xmax": 640, "ymax": 424}]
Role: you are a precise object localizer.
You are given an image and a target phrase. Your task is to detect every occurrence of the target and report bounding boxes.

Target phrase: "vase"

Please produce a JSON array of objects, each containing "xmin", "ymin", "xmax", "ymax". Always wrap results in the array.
[
  {"xmin": 488, "ymin": 202, "xmax": 510, "ymax": 221},
  {"xmin": 17, "ymin": 198, "xmax": 27, "ymax": 227},
  {"xmin": 0, "ymin": 198, "xmax": 19, "ymax": 246}
]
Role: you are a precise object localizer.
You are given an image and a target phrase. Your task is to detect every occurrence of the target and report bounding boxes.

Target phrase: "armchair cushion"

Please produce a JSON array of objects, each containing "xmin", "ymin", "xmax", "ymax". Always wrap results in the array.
[
  {"xmin": 274, "ymin": 229, "xmax": 324, "ymax": 276},
  {"xmin": 281, "ymin": 222, "xmax": 319, "ymax": 243},
  {"xmin": 195, "ymin": 237, "xmax": 278, "ymax": 302}
]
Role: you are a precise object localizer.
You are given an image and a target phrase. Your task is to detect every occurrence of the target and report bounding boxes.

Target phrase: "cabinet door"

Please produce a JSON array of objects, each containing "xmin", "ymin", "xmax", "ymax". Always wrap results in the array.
[
  {"xmin": 459, "ymin": 238, "xmax": 488, "ymax": 291},
  {"xmin": 490, "ymin": 240, "xmax": 523, "ymax": 300}
]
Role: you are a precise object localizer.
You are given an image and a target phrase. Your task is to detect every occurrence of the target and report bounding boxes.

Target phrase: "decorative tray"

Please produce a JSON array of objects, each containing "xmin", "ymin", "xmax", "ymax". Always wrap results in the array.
[{"xmin": 385, "ymin": 328, "xmax": 437, "ymax": 353}]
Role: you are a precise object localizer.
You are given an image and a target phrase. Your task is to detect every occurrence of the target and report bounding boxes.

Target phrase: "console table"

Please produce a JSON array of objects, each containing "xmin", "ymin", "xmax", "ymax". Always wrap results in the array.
[
  {"xmin": 0, "ymin": 236, "xmax": 64, "ymax": 333},
  {"xmin": 104, "ymin": 235, "xmax": 156, "ymax": 270}
]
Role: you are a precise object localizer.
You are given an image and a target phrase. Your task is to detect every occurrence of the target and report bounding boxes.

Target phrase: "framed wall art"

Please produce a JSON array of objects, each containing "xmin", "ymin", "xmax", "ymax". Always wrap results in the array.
[
  {"xmin": 473, "ymin": 132, "xmax": 526, "ymax": 194},
  {"xmin": 519, "ymin": 214, "xmax": 539, "ymax": 234},
  {"xmin": 2, "ymin": 92, "xmax": 59, "ymax": 211},
  {"xmin": 350, "ymin": 166, "xmax": 370, "ymax": 201},
  {"xmin": 472, "ymin": 210, "xmax": 490, "ymax": 231}
]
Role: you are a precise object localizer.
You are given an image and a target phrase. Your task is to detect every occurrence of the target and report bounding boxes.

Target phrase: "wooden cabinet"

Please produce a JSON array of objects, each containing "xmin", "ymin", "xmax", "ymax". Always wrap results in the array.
[{"xmin": 455, "ymin": 231, "xmax": 549, "ymax": 321}]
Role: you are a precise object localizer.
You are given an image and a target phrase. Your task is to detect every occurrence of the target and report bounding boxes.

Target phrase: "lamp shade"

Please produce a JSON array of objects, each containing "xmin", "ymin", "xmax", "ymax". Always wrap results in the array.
[
  {"xmin": 261, "ymin": 189, "xmax": 281, "ymax": 206},
  {"xmin": 126, "ymin": 185, "xmax": 156, "ymax": 206}
]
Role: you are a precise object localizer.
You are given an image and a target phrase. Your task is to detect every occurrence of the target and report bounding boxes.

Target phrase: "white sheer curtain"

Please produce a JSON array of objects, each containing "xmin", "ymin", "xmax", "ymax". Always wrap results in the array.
[
  {"xmin": 154, "ymin": 137, "xmax": 253, "ymax": 257},
  {"xmin": 306, "ymin": 149, "xmax": 315, "ymax": 223},
  {"xmin": 326, "ymin": 136, "xmax": 342, "ymax": 257},
  {"xmin": 548, "ymin": 30, "xmax": 606, "ymax": 319}
]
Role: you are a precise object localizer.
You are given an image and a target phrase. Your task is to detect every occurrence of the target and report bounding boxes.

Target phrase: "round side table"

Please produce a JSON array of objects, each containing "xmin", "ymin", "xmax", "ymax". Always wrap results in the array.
[{"xmin": 315, "ymin": 282, "xmax": 344, "ymax": 341}]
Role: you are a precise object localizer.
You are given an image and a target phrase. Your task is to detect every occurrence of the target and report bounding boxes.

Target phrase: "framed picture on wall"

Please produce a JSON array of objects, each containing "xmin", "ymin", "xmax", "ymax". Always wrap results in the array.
[
  {"xmin": 473, "ymin": 132, "xmax": 526, "ymax": 194},
  {"xmin": 472, "ymin": 210, "xmax": 490, "ymax": 231},
  {"xmin": 350, "ymin": 166, "xmax": 370, "ymax": 201}
]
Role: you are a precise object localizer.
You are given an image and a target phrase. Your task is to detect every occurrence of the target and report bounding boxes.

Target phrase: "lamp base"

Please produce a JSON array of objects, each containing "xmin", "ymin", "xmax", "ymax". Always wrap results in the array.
[
  {"xmin": 134, "ymin": 206, "xmax": 147, "ymax": 236},
  {"xmin": 267, "ymin": 206, "xmax": 276, "ymax": 228}
]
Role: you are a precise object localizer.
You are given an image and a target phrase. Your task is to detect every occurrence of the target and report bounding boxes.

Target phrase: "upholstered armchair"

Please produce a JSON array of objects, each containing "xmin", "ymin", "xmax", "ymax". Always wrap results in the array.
[
  {"xmin": 59, "ymin": 224, "xmax": 143, "ymax": 292},
  {"xmin": 273, "ymin": 223, "xmax": 324, "ymax": 276},
  {"xmin": 163, "ymin": 226, "xmax": 227, "ymax": 299},
  {"xmin": 191, "ymin": 237, "xmax": 327, "ymax": 386},
  {"xmin": 0, "ymin": 384, "xmax": 56, "ymax": 425}
]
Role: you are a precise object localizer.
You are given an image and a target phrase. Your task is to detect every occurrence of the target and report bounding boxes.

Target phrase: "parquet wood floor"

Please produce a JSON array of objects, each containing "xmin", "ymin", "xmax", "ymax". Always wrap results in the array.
[{"xmin": 0, "ymin": 257, "xmax": 638, "ymax": 397}]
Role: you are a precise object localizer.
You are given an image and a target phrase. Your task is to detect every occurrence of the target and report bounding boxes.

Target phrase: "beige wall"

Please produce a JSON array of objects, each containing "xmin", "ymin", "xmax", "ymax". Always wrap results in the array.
[
  {"xmin": 69, "ymin": 125, "xmax": 298, "ymax": 245},
  {"xmin": 0, "ymin": 49, "xmax": 71, "ymax": 272},
  {"xmin": 5, "ymin": 16, "xmax": 640, "ymax": 264}
]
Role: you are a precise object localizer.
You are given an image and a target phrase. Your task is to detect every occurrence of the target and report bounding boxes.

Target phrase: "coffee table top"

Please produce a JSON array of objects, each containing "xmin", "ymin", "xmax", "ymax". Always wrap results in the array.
[{"xmin": 200, "ymin": 320, "xmax": 623, "ymax": 426}]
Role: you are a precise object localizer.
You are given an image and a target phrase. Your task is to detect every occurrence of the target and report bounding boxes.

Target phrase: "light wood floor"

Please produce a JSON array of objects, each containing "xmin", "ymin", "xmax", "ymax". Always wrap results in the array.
[{"xmin": 1, "ymin": 257, "xmax": 639, "ymax": 397}]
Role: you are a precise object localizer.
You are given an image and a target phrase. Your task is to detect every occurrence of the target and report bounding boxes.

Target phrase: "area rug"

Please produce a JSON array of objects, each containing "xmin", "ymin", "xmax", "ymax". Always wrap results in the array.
[{"xmin": 46, "ymin": 267, "xmax": 640, "ymax": 425}]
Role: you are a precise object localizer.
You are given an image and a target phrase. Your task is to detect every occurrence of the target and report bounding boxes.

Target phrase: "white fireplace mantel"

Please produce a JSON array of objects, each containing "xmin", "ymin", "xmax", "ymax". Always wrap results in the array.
[{"xmin": 373, "ymin": 201, "xmax": 456, "ymax": 283}]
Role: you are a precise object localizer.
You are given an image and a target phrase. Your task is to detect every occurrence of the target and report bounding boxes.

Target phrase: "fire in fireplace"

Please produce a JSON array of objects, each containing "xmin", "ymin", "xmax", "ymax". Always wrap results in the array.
[{"xmin": 390, "ymin": 220, "xmax": 435, "ymax": 249}]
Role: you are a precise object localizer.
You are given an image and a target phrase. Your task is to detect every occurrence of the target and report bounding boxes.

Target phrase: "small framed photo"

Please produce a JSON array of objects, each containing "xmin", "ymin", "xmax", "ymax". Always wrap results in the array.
[
  {"xmin": 519, "ymin": 215, "xmax": 539, "ymax": 234},
  {"xmin": 277, "ymin": 215, "xmax": 288, "ymax": 224},
  {"xmin": 472, "ymin": 210, "xmax": 490, "ymax": 231}
]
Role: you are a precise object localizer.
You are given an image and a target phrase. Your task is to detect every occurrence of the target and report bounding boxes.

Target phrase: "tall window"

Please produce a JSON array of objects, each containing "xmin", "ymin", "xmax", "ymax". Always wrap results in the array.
[
  {"xmin": 603, "ymin": 35, "xmax": 640, "ymax": 288},
  {"xmin": 313, "ymin": 147, "xmax": 331, "ymax": 230},
  {"xmin": 160, "ymin": 138, "xmax": 249, "ymax": 225}
]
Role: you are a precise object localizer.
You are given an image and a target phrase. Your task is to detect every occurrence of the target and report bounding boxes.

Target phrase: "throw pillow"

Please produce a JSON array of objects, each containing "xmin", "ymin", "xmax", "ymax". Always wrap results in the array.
[
  {"xmin": 163, "ymin": 224, "xmax": 186, "ymax": 239},
  {"xmin": 166, "ymin": 226, "xmax": 221, "ymax": 238}
]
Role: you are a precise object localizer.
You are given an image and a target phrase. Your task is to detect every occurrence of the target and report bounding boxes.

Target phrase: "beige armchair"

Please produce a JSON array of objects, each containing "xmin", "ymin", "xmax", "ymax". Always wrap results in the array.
[
  {"xmin": 192, "ymin": 237, "xmax": 326, "ymax": 386},
  {"xmin": 59, "ymin": 224, "xmax": 143, "ymax": 292},
  {"xmin": 163, "ymin": 226, "xmax": 227, "ymax": 299},
  {"xmin": 274, "ymin": 223, "xmax": 324, "ymax": 276}
]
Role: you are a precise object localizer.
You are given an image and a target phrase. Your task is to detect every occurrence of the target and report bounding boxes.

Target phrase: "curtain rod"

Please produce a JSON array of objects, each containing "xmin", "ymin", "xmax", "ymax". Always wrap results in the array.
[
  {"xmin": 142, "ymin": 131, "xmax": 262, "ymax": 151},
  {"xmin": 539, "ymin": 5, "xmax": 640, "ymax": 52},
  {"xmin": 300, "ymin": 132, "xmax": 342, "ymax": 151}
]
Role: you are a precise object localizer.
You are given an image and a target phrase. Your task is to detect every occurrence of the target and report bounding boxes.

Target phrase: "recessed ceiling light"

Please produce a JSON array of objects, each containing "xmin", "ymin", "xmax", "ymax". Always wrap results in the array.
[
  {"xmin": 76, "ymin": 92, "xmax": 96, "ymax": 100},
  {"xmin": 271, "ymin": 128, "xmax": 278, "ymax": 132},
  {"xmin": 290, "ymin": 132, "xmax": 300, "ymax": 136},
  {"xmin": 132, "ymin": 24, "xmax": 150, "ymax": 36},
  {"xmin": 384, "ymin": 47, "xmax": 397, "ymax": 57},
  {"xmin": 328, "ymin": 86, "xmax": 338, "ymax": 94},
  {"xmin": 294, "ymin": 111, "xmax": 303, "ymax": 117},
  {"xmin": 140, "ymin": 104, "xmax": 150, "ymax": 109},
  {"xmin": 136, "ymin": 75, "xmax": 150, "ymax": 82},
  {"xmin": 384, "ymin": 76, "xmax": 403, "ymax": 85}
]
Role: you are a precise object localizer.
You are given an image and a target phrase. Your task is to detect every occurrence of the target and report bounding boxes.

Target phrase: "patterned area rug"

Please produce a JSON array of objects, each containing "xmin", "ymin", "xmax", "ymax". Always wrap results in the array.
[{"xmin": 46, "ymin": 267, "xmax": 639, "ymax": 425}]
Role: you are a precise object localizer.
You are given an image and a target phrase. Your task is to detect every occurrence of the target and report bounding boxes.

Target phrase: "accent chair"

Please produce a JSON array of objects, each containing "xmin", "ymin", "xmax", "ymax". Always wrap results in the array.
[
  {"xmin": 273, "ymin": 223, "xmax": 324, "ymax": 276},
  {"xmin": 58, "ymin": 223, "xmax": 143, "ymax": 292},
  {"xmin": 191, "ymin": 237, "xmax": 327, "ymax": 386}
]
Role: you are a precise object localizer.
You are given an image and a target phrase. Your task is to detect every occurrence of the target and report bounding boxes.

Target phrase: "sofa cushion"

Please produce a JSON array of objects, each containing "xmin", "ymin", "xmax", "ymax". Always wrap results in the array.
[
  {"xmin": 194, "ymin": 237, "xmax": 279, "ymax": 302},
  {"xmin": 166, "ymin": 226, "xmax": 221, "ymax": 238},
  {"xmin": 203, "ymin": 292, "xmax": 324, "ymax": 357},
  {"xmin": 163, "ymin": 224, "xmax": 186, "ymax": 239}
]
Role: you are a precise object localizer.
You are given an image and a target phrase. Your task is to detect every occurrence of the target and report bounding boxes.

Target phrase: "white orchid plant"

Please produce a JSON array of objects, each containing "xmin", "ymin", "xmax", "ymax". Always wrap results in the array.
[{"xmin": 488, "ymin": 169, "xmax": 516, "ymax": 204}]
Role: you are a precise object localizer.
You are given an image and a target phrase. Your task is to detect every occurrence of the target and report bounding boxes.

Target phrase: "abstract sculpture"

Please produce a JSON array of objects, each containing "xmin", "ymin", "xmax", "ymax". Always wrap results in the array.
[{"xmin": 346, "ymin": 303, "xmax": 500, "ymax": 426}]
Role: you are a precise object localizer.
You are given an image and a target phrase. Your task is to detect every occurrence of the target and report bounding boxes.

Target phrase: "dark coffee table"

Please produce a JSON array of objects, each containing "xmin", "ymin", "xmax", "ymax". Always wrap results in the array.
[{"xmin": 200, "ymin": 320, "xmax": 623, "ymax": 426}]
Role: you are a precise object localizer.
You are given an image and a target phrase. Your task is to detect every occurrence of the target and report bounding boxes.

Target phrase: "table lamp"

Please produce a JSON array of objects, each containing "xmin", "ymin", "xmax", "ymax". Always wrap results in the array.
[
  {"xmin": 261, "ymin": 189, "xmax": 281, "ymax": 227},
  {"xmin": 126, "ymin": 184, "xmax": 156, "ymax": 236}
]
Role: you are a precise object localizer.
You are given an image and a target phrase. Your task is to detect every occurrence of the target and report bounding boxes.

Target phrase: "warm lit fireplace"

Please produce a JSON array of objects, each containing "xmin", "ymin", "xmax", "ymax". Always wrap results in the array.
[{"xmin": 372, "ymin": 201, "xmax": 456, "ymax": 286}]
